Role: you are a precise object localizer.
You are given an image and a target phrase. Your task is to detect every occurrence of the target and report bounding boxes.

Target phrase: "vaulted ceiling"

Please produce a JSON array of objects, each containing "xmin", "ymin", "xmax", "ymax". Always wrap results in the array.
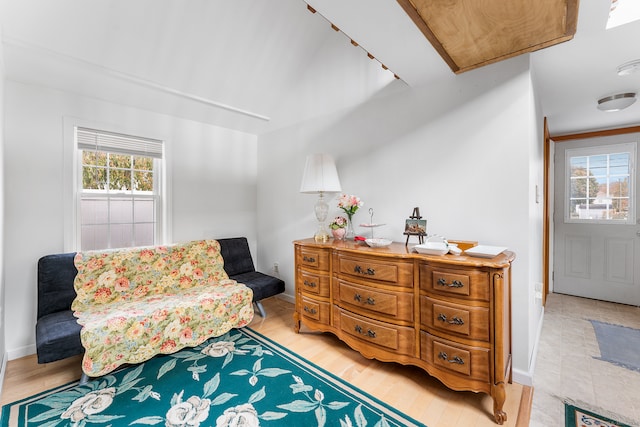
[{"xmin": 1, "ymin": 0, "xmax": 639, "ymax": 136}]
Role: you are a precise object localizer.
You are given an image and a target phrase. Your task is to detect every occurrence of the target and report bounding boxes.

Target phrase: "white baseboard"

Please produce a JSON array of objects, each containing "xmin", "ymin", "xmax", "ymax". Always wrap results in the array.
[
  {"xmin": 512, "ymin": 367, "xmax": 533, "ymax": 386},
  {"xmin": 7, "ymin": 343, "xmax": 36, "ymax": 361},
  {"xmin": 277, "ymin": 293, "xmax": 295, "ymax": 304},
  {"xmin": 513, "ymin": 306, "xmax": 546, "ymax": 387}
]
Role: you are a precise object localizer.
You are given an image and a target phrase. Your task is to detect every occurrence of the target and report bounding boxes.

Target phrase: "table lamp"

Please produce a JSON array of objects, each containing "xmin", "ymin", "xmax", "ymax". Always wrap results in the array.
[{"xmin": 300, "ymin": 153, "xmax": 342, "ymax": 242}]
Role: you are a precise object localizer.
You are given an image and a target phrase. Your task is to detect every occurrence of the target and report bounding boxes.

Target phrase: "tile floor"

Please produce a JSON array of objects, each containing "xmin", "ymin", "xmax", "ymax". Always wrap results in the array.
[{"xmin": 530, "ymin": 293, "xmax": 640, "ymax": 426}]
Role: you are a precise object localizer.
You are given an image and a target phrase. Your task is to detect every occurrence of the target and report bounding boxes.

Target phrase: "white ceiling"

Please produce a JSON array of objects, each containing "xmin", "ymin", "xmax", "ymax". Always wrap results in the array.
[{"xmin": 1, "ymin": 0, "xmax": 639, "ymax": 136}]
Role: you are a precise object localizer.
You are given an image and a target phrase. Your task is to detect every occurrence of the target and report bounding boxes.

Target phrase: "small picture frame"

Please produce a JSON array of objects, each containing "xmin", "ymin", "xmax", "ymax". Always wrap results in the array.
[{"xmin": 404, "ymin": 219, "xmax": 427, "ymax": 235}]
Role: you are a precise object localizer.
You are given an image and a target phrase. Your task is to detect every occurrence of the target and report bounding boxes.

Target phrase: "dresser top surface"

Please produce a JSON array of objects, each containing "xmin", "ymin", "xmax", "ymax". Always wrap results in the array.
[{"xmin": 294, "ymin": 238, "xmax": 515, "ymax": 268}]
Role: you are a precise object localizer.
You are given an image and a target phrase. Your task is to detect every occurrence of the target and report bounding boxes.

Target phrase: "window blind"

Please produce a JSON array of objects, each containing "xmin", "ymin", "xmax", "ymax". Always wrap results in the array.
[{"xmin": 77, "ymin": 127, "xmax": 163, "ymax": 159}]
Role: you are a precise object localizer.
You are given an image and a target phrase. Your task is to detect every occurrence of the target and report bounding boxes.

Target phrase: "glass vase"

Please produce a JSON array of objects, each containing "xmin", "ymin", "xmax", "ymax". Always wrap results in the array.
[{"xmin": 345, "ymin": 214, "xmax": 356, "ymax": 239}]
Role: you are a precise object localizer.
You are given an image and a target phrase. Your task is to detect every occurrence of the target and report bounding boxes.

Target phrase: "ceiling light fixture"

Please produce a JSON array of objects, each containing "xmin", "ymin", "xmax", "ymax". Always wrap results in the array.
[
  {"xmin": 597, "ymin": 93, "xmax": 637, "ymax": 112},
  {"xmin": 617, "ymin": 59, "xmax": 640, "ymax": 76}
]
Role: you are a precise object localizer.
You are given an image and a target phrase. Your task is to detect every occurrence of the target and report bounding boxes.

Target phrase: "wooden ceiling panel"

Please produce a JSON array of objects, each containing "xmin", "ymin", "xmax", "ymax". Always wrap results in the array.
[{"xmin": 397, "ymin": 0, "xmax": 579, "ymax": 73}]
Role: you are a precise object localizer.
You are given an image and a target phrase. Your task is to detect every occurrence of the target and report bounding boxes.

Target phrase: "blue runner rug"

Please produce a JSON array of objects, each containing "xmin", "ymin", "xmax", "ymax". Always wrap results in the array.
[
  {"xmin": 590, "ymin": 320, "xmax": 640, "ymax": 372},
  {"xmin": 1, "ymin": 328, "xmax": 426, "ymax": 427}
]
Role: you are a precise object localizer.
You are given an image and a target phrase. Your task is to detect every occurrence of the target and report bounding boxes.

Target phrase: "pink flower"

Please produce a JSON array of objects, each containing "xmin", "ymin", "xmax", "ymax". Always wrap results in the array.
[
  {"xmin": 139, "ymin": 249, "xmax": 155, "ymax": 262},
  {"xmin": 337, "ymin": 194, "xmax": 363, "ymax": 216},
  {"xmin": 93, "ymin": 287, "xmax": 113, "ymax": 304},
  {"xmin": 179, "ymin": 327, "xmax": 194, "ymax": 343},
  {"xmin": 329, "ymin": 216, "xmax": 347, "ymax": 229},
  {"xmin": 114, "ymin": 277, "xmax": 130, "ymax": 291},
  {"xmin": 86, "ymin": 258, "xmax": 105, "ymax": 271},
  {"xmin": 161, "ymin": 339, "xmax": 177, "ymax": 352}
]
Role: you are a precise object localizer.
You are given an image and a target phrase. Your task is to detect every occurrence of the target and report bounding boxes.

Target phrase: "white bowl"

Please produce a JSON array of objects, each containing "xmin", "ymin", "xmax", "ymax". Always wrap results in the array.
[
  {"xmin": 414, "ymin": 242, "xmax": 449, "ymax": 256},
  {"xmin": 365, "ymin": 238, "xmax": 392, "ymax": 248}
]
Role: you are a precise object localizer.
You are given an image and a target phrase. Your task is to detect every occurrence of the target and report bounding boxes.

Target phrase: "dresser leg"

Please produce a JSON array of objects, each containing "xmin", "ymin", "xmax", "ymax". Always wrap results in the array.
[
  {"xmin": 293, "ymin": 311, "xmax": 301, "ymax": 333},
  {"xmin": 492, "ymin": 382, "xmax": 507, "ymax": 424}
]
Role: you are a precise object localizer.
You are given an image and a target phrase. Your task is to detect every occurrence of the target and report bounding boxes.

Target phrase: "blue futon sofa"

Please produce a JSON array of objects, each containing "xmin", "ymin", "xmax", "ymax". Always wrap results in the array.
[{"xmin": 35, "ymin": 237, "xmax": 285, "ymax": 364}]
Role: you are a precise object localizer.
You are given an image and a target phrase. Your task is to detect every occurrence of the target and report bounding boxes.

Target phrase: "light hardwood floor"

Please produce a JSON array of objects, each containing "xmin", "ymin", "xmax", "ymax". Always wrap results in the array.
[{"xmin": 1, "ymin": 297, "xmax": 531, "ymax": 426}]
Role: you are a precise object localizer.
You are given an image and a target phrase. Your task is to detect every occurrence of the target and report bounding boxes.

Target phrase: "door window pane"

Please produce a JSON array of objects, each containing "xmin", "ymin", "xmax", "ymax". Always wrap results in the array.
[{"xmin": 566, "ymin": 143, "xmax": 636, "ymax": 223}]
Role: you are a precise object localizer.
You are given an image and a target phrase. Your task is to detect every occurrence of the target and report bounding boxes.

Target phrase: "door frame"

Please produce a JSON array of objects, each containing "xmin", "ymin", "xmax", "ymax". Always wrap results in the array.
[{"xmin": 544, "ymin": 123, "xmax": 640, "ymax": 303}]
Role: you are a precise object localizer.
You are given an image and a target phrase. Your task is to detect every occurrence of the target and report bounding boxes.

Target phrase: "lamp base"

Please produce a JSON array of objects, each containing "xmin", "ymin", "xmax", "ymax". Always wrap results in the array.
[
  {"xmin": 314, "ymin": 229, "xmax": 330, "ymax": 243},
  {"xmin": 313, "ymin": 192, "xmax": 330, "ymax": 243}
]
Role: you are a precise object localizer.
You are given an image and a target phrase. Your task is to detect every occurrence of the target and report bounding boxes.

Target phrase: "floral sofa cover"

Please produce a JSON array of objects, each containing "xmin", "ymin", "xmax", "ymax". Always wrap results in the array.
[{"xmin": 71, "ymin": 239, "xmax": 254, "ymax": 377}]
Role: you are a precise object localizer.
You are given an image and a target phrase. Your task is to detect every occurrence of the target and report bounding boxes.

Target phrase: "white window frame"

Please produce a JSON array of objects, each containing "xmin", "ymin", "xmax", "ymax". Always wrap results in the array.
[
  {"xmin": 64, "ymin": 117, "xmax": 172, "ymax": 252},
  {"xmin": 564, "ymin": 142, "xmax": 636, "ymax": 225}
]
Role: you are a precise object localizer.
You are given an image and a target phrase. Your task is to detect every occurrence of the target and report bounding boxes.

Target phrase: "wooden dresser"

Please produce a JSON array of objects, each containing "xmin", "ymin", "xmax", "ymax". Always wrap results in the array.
[{"xmin": 293, "ymin": 238, "xmax": 514, "ymax": 424}]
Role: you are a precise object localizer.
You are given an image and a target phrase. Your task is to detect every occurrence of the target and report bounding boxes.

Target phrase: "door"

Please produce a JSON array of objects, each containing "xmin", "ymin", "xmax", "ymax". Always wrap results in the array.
[{"xmin": 553, "ymin": 133, "xmax": 640, "ymax": 305}]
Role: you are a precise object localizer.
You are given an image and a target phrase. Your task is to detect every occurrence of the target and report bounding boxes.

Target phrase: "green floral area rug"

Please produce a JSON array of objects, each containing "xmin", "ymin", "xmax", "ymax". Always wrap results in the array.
[
  {"xmin": 565, "ymin": 401, "xmax": 632, "ymax": 427},
  {"xmin": 1, "ymin": 328, "xmax": 426, "ymax": 427}
]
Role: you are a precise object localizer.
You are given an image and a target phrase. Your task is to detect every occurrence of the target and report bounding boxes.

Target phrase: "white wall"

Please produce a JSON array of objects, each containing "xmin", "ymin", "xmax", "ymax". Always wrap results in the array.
[
  {"xmin": 0, "ymin": 25, "xmax": 7, "ymax": 372},
  {"xmin": 1, "ymin": 47, "xmax": 546, "ymax": 386},
  {"xmin": 527, "ymin": 63, "xmax": 546, "ymax": 378},
  {"xmin": 257, "ymin": 55, "xmax": 543, "ymax": 383},
  {"xmin": 3, "ymin": 80, "xmax": 258, "ymax": 358}
]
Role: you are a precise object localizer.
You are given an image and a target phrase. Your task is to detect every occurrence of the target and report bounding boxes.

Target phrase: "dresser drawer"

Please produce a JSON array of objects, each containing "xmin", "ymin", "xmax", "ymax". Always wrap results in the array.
[
  {"xmin": 296, "ymin": 247, "xmax": 330, "ymax": 271},
  {"xmin": 421, "ymin": 332, "xmax": 490, "ymax": 382},
  {"xmin": 336, "ymin": 254, "xmax": 413, "ymax": 286},
  {"xmin": 420, "ymin": 296, "xmax": 489, "ymax": 341},
  {"xmin": 300, "ymin": 296, "xmax": 330, "ymax": 325},
  {"xmin": 335, "ymin": 279, "xmax": 413, "ymax": 322},
  {"xmin": 420, "ymin": 264, "xmax": 490, "ymax": 301},
  {"xmin": 335, "ymin": 307, "xmax": 415, "ymax": 356},
  {"xmin": 298, "ymin": 269, "xmax": 330, "ymax": 297}
]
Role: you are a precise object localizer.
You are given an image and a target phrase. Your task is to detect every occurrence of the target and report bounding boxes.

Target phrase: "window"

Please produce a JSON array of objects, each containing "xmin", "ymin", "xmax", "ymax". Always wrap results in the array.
[
  {"xmin": 77, "ymin": 127, "xmax": 164, "ymax": 250},
  {"xmin": 565, "ymin": 142, "xmax": 636, "ymax": 224}
]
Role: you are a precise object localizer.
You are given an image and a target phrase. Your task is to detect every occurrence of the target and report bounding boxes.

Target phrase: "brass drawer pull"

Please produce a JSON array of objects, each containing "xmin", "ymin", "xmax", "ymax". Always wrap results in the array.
[
  {"xmin": 354, "ymin": 324, "xmax": 377, "ymax": 338},
  {"xmin": 438, "ymin": 351, "xmax": 465, "ymax": 365},
  {"xmin": 354, "ymin": 265, "xmax": 375, "ymax": 276},
  {"xmin": 353, "ymin": 293, "xmax": 376, "ymax": 305},
  {"xmin": 303, "ymin": 255, "xmax": 316, "ymax": 263},
  {"xmin": 303, "ymin": 306, "xmax": 317, "ymax": 315},
  {"xmin": 450, "ymin": 356, "xmax": 465, "ymax": 364},
  {"xmin": 437, "ymin": 313, "xmax": 465, "ymax": 325},
  {"xmin": 437, "ymin": 278, "xmax": 464, "ymax": 288},
  {"xmin": 449, "ymin": 316, "xmax": 464, "ymax": 325},
  {"xmin": 303, "ymin": 280, "xmax": 317, "ymax": 288}
]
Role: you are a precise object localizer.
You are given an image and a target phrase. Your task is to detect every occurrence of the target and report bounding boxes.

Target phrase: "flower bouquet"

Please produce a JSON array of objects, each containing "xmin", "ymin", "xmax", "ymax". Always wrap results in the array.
[
  {"xmin": 329, "ymin": 216, "xmax": 347, "ymax": 240},
  {"xmin": 337, "ymin": 194, "xmax": 363, "ymax": 238}
]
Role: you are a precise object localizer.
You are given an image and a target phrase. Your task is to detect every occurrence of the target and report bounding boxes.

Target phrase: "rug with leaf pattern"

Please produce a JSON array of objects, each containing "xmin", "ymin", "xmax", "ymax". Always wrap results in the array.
[{"xmin": 1, "ymin": 328, "xmax": 426, "ymax": 427}]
